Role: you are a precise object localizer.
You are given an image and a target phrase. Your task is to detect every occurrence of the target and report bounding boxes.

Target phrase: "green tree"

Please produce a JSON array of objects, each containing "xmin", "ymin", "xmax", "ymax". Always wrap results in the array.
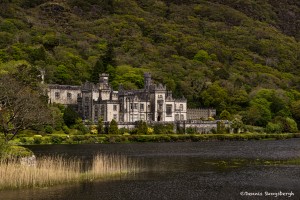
[
  {"xmin": 0, "ymin": 74, "xmax": 51, "ymax": 142},
  {"xmin": 219, "ymin": 110, "xmax": 231, "ymax": 120},
  {"xmin": 50, "ymin": 106, "xmax": 64, "ymax": 131},
  {"xmin": 291, "ymin": 100, "xmax": 300, "ymax": 126},
  {"xmin": 243, "ymin": 98, "xmax": 272, "ymax": 127},
  {"xmin": 108, "ymin": 119, "xmax": 119, "ymax": 134},
  {"xmin": 274, "ymin": 116, "xmax": 298, "ymax": 133},
  {"xmin": 265, "ymin": 122, "xmax": 283, "ymax": 133},
  {"xmin": 73, "ymin": 118, "xmax": 89, "ymax": 134},
  {"xmin": 90, "ymin": 59, "xmax": 106, "ymax": 83},
  {"xmin": 63, "ymin": 106, "xmax": 80, "ymax": 127},
  {"xmin": 136, "ymin": 120, "xmax": 148, "ymax": 135},
  {"xmin": 231, "ymin": 115, "xmax": 244, "ymax": 133},
  {"xmin": 193, "ymin": 50, "xmax": 211, "ymax": 63},
  {"xmin": 217, "ymin": 121, "xmax": 226, "ymax": 134},
  {"xmin": 201, "ymin": 82, "xmax": 229, "ymax": 112}
]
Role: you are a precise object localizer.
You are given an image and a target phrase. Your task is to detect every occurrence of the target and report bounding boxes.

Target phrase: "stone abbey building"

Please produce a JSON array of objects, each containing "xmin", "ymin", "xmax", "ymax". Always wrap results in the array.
[{"xmin": 47, "ymin": 73, "xmax": 216, "ymax": 124}]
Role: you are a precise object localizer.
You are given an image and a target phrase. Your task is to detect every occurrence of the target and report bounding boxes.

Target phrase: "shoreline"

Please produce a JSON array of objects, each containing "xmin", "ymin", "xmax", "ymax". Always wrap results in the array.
[{"xmin": 10, "ymin": 133, "xmax": 300, "ymax": 145}]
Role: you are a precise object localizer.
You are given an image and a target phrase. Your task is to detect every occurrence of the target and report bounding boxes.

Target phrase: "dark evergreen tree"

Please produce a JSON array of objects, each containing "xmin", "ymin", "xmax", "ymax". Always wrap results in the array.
[
  {"xmin": 90, "ymin": 45, "xmax": 115, "ymax": 83},
  {"xmin": 63, "ymin": 106, "xmax": 80, "ymax": 127},
  {"xmin": 97, "ymin": 118, "xmax": 104, "ymax": 134},
  {"xmin": 136, "ymin": 120, "xmax": 148, "ymax": 135},
  {"xmin": 108, "ymin": 119, "xmax": 119, "ymax": 134}
]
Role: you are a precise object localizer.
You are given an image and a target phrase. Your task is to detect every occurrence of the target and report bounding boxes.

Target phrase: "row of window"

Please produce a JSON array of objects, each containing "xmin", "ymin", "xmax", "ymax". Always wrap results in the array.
[
  {"xmin": 175, "ymin": 114, "xmax": 185, "ymax": 121},
  {"xmin": 128, "ymin": 103, "xmax": 184, "ymax": 112},
  {"xmin": 55, "ymin": 92, "xmax": 73, "ymax": 100},
  {"xmin": 130, "ymin": 103, "xmax": 148, "ymax": 111},
  {"xmin": 130, "ymin": 114, "xmax": 151, "ymax": 121}
]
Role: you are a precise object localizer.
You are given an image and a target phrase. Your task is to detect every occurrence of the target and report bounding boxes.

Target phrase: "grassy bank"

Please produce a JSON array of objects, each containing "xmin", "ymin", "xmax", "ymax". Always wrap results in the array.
[
  {"xmin": 7, "ymin": 133, "xmax": 300, "ymax": 145},
  {"xmin": 0, "ymin": 154, "xmax": 139, "ymax": 190}
]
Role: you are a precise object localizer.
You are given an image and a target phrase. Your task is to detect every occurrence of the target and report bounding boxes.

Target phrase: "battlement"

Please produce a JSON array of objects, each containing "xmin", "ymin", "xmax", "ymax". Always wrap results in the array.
[{"xmin": 48, "ymin": 84, "xmax": 81, "ymax": 90}]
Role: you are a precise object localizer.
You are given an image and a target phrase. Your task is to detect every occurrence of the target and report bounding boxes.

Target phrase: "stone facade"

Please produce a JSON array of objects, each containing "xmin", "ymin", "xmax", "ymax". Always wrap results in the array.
[
  {"xmin": 187, "ymin": 108, "xmax": 216, "ymax": 120},
  {"xmin": 47, "ymin": 73, "xmax": 188, "ymax": 123}
]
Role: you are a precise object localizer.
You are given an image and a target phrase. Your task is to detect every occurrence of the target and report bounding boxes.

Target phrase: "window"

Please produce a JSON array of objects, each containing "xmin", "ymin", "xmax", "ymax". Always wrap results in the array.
[
  {"xmin": 148, "ymin": 104, "xmax": 151, "ymax": 111},
  {"xmin": 140, "ymin": 104, "xmax": 144, "ymax": 111},
  {"xmin": 100, "ymin": 105, "xmax": 105, "ymax": 114},
  {"xmin": 140, "ymin": 114, "xmax": 145, "ymax": 120},
  {"xmin": 180, "ymin": 114, "xmax": 184, "ymax": 120},
  {"xmin": 131, "ymin": 103, "xmax": 138, "ymax": 110},
  {"xmin": 95, "ymin": 108, "xmax": 98, "ymax": 117},
  {"xmin": 85, "ymin": 97, "xmax": 89, "ymax": 102},
  {"xmin": 166, "ymin": 104, "xmax": 172, "ymax": 116},
  {"xmin": 158, "ymin": 104, "xmax": 163, "ymax": 111},
  {"xmin": 67, "ymin": 93, "xmax": 72, "ymax": 100},
  {"xmin": 113, "ymin": 105, "xmax": 117, "ymax": 111},
  {"xmin": 175, "ymin": 114, "xmax": 179, "ymax": 121},
  {"xmin": 158, "ymin": 94, "xmax": 163, "ymax": 99},
  {"xmin": 55, "ymin": 92, "xmax": 60, "ymax": 99},
  {"xmin": 113, "ymin": 114, "xmax": 118, "ymax": 120},
  {"xmin": 180, "ymin": 104, "xmax": 183, "ymax": 111},
  {"xmin": 84, "ymin": 106, "xmax": 89, "ymax": 118}
]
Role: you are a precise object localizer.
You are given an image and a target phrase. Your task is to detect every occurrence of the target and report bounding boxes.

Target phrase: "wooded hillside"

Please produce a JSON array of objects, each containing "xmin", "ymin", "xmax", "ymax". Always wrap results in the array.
[{"xmin": 0, "ymin": 0, "xmax": 300, "ymax": 129}]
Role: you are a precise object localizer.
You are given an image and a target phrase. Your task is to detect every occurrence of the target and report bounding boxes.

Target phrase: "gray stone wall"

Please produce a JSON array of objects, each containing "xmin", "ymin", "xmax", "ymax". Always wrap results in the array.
[
  {"xmin": 187, "ymin": 108, "xmax": 216, "ymax": 120},
  {"xmin": 113, "ymin": 120, "xmax": 230, "ymax": 134},
  {"xmin": 47, "ymin": 84, "xmax": 81, "ymax": 105}
]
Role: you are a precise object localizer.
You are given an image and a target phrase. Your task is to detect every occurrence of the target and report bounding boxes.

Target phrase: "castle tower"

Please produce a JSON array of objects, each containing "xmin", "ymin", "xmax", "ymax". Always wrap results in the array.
[
  {"xmin": 99, "ymin": 73, "xmax": 109, "ymax": 89},
  {"xmin": 144, "ymin": 73, "xmax": 152, "ymax": 90}
]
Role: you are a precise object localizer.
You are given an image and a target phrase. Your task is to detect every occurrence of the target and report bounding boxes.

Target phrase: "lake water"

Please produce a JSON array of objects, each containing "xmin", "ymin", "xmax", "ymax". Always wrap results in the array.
[{"xmin": 1, "ymin": 139, "xmax": 300, "ymax": 199}]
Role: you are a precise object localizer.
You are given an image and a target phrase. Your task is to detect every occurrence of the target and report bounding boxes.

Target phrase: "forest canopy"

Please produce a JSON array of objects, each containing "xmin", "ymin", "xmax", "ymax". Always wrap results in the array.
[{"xmin": 0, "ymin": 0, "xmax": 300, "ymax": 129}]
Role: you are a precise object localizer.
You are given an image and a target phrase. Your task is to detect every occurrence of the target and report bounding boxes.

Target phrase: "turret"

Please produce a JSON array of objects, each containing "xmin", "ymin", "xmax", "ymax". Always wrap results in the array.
[
  {"xmin": 144, "ymin": 73, "xmax": 151, "ymax": 90},
  {"xmin": 99, "ymin": 73, "xmax": 109, "ymax": 89}
]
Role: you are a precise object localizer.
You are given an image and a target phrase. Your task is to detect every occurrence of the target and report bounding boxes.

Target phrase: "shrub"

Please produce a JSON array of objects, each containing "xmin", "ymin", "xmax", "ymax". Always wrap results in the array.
[
  {"xmin": 119, "ymin": 128, "xmax": 130, "ymax": 135},
  {"xmin": 72, "ymin": 120, "xmax": 89, "ymax": 134},
  {"xmin": 129, "ymin": 129, "xmax": 138, "ymax": 135},
  {"xmin": 44, "ymin": 125, "xmax": 54, "ymax": 134},
  {"xmin": 71, "ymin": 135, "xmax": 82, "ymax": 144},
  {"xmin": 65, "ymin": 137, "xmax": 74, "ymax": 144},
  {"xmin": 153, "ymin": 123, "xmax": 174, "ymax": 134},
  {"xmin": 62, "ymin": 125, "xmax": 70, "ymax": 134},
  {"xmin": 1, "ymin": 145, "xmax": 33, "ymax": 159},
  {"xmin": 136, "ymin": 121, "xmax": 148, "ymax": 134},
  {"xmin": 19, "ymin": 137, "xmax": 27, "ymax": 144},
  {"xmin": 50, "ymin": 135, "xmax": 64, "ymax": 144},
  {"xmin": 96, "ymin": 137, "xmax": 108, "ymax": 143},
  {"xmin": 108, "ymin": 136, "xmax": 122, "ymax": 143},
  {"xmin": 83, "ymin": 137, "xmax": 97, "ymax": 144},
  {"xmin": 217, "ymin": 121, "xmax": 227, "ymax": 134},
  {"xmin": 89, "ymin": 125, "xmax": 98, "ymax": 134},
  {"xmin": 41, "ymin": 136, "xmax": 51, "ymax": 144},
  {"xmin": 186, "ymin": 127, "xmax": 198, "ymax": 134},
  {"xmin": 33, "ymin": 135, "xmax": 43, "ymax": 144},
  {"xmin": 266, "ymin": 122, "xmax": 282, "ymax": 133}
]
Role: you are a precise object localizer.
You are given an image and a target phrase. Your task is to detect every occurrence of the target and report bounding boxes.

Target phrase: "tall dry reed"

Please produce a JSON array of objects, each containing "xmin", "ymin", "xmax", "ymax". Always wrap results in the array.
[
  {"xmin": 87, "ymin": 154, "xmax": 140, "ymax": 179},
  {"xmin": 0, "ymin": 154, "xmax": 139, "ymax": 190}
]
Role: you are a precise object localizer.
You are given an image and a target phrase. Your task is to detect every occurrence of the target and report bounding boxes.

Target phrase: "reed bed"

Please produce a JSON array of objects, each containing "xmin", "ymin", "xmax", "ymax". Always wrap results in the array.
[
  {"xmin": 0, "ymin": 154, "xmax": 140, "ymax": 190},
  {"xmin": 86, "ymin": 154, "xmax": 140, "ymax": 180}
]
